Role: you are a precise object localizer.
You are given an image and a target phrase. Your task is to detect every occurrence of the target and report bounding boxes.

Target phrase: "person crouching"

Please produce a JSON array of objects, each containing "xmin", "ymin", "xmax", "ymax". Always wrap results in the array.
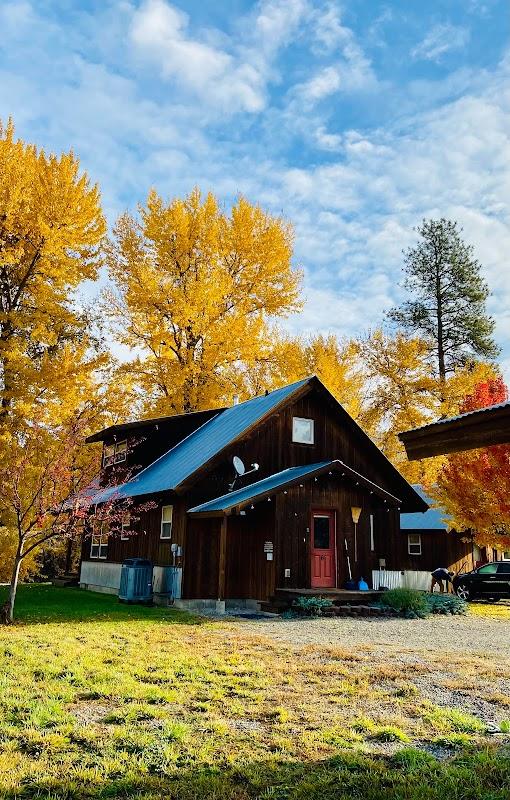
[{"xmin": 430, "ymin": 568, "xmax": 455, "ymax": 593}]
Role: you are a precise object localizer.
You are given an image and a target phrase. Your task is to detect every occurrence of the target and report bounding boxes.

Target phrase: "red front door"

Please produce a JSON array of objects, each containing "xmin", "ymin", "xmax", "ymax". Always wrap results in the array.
[{"xmin": 311, "ymin": 511, "xmax": 336, "ymax": 588}]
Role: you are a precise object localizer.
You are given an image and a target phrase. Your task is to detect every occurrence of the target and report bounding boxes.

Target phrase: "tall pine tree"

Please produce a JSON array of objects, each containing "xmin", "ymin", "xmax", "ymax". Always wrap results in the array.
[{"xmin": 388, "ymin": 219, "xmax": 499, "ymax": 383}]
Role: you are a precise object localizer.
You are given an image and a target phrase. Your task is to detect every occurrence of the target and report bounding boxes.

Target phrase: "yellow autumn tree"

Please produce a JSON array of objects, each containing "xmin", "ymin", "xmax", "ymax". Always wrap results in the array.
[
  {"xmin": 0, "ymin": 119, "xmax": 108, "ymax": 613},
  {"xmin": 223, "ymin": 332, "xmax": 363, "ymax": 420},
  {"xmin": 356, "ymin": 329, "xmax": 502, "ymax": 483},
  {"xmin": 356, "ymin": 330, "xmax": 440, "ymax": 482},
  {"xmin": 105, "ymin": 189, "xmax": 302, "ymax": 414},
  {"xmin": 0, "ymin": 118, "xmax": 106, "ymax": 426}
]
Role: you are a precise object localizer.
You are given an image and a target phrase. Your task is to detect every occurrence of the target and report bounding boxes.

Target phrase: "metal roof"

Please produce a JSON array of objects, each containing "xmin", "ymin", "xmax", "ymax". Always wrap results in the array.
[
  {"xmin": 92, "ymin": 378, "xmax": 310, "ymax": 502},
  {"xmin": 86, "ymin": 408, "xmax": 224, "ymax": 443},
  {"xmin": 188, "ymin": 463, "xmax": 331, "ymax": 514},
  {"xmin": 402, "ymin": 401, "xmax": 510, "ymax": 434},
  {"xmin": 188, "ymin": 459, "xmax": 403, "ymax": 516},
  {"xmin": 400, "ymin": 485, "xmax": 449, "ymax": 531}
]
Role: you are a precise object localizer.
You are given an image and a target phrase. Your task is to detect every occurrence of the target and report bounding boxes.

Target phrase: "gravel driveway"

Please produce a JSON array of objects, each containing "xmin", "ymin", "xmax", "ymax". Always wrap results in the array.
[
  {"xmin": 235, "ymin": 612, "xmax": 510, "ymax": 656},
  {"xmin": 231, "ymin": 611, "xmax": 510, "ymax": 731}
]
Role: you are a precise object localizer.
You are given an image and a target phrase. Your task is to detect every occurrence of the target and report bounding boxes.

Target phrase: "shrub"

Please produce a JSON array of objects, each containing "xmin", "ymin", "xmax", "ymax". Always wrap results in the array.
[
  {"xmin": 292, "ymin": 596, "xmax": 333, "ymax": 617},
  {"xmin": 424, "ymin": 594, "xmax": 467, "ymax": 615},
  {"xmin": 379, "ymin": 588, "xmax": 428, "ymax": 617}
]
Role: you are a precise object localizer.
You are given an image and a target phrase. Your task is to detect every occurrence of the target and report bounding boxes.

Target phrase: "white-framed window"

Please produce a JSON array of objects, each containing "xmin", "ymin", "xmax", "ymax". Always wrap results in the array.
[
  {"xmin": 503, "ymin": 551, "xmax": 510, "ymax": 561},
  {"xmin": 408, "ymin": 533, "xmax": 422, "ymax": 556},
  {"xmin": 161, "ymin": 505, "xmax": 173, "ymax": 539},
  {"xmin": 103, "ymin": 440, "xmax": 127, "ymax": 467},
  {"xmin": 120, "ymin": 512, "xmax": 130, "ymax": 541},
  {"xmin": 370, "ymin": 514, "xmax": 375, "ymax": 552},
  {"xmin": 90, "ymin": 524, "xmax": 108, "ymax": 559},
  {"xmin": 292, "ymin": 417, "xmax": 314, "ymax": 445}
]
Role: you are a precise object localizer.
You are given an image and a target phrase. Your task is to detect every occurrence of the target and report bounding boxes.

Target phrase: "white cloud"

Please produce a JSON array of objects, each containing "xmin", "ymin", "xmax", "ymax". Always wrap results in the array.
[
  {"xmin": 130, "ymin": 0, "xmax": 310, "ymax": 115},
  {"xmin": 411, "ymin": 23, "xmax": 470, "ymax": 62},
  {"xmin": 130, "ymin": 0, "xmax": 265, "ymax": 113},
  {"xmin": 298, "ymin": 66, "xmax": 341, "ymax": 101}
]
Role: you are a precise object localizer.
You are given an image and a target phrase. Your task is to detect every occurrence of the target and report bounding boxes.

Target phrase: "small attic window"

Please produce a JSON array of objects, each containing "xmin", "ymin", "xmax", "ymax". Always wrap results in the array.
[{"xmin": 292, "ymin": 417, "xmax": 314, "ymax": 445}]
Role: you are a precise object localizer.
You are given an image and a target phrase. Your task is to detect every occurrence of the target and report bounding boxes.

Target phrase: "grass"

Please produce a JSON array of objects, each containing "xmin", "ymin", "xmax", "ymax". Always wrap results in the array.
[{"xmin": 0, "ymin": 585, "xmax": 509, "ymax": 799}]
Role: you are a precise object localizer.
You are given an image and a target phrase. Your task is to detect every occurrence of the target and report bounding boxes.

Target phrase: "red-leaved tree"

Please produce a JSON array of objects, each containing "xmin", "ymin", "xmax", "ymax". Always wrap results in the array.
[{"xmin": 430, "ymin": 377, "xmax": 510, "ymax": 550}]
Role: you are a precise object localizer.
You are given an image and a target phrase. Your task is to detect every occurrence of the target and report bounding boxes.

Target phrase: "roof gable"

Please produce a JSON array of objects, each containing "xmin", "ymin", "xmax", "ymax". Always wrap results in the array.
[
  {"xmin": 95, "ymin": 378, "xmax": 310, "ymax": 501},
  {"xmin": 91, "ymin": 375, "xmax": 426, "ymax": 512}
]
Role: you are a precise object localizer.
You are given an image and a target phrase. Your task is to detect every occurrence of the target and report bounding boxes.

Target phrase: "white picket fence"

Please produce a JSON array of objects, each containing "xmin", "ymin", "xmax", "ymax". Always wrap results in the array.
[{"xmin": 372, "ymin": 570, "xmax": 431, "ymax": 591}]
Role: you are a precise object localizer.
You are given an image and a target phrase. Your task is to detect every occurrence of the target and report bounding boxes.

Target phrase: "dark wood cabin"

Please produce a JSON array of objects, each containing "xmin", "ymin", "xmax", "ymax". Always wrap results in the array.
[{"xmin": 79, "ymin": 376, "xmax": 426, "ymax": 610}]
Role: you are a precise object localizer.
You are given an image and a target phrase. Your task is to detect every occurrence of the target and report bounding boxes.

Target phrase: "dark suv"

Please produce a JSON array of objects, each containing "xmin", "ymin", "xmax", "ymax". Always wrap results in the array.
[{"xmin": 453, "ymin": 561, "xmax": 510, "ymax": 601}]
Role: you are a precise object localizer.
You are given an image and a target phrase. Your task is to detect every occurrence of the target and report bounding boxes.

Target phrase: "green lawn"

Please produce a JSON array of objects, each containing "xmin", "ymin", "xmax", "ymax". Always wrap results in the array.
[{"xmin": 0, "ymin": 585, "xmax": 509, "ymax": 799}]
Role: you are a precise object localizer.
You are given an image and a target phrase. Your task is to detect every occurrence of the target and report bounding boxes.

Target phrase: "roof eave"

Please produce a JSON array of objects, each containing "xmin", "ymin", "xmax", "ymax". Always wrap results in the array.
[{"xmin": 188, "ymin": 459, "xmax": 407, "ymax": 517}]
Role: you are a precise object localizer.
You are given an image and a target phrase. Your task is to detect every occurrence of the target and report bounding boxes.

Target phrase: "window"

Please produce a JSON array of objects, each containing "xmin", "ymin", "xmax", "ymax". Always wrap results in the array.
[
  {"xmin": 370, "ymin": 514, "xmax": 375, "ymax": 552},
  {"xmin": 497, "ymin": 563, "xmax": 510, "ymax": 574},
  {"xmin": 120, "ymin": 513, "xmax": 130, "ymax": 541},
  {"xmin": 114, "ymin": 440, "xmax": 127, "ymax": 463},
  {"xmin": 103, "ymin": 440, "xmax": 127, "ymax": 467},
  {"xmin": 408, "ymin": 533, "xmax": 422, "ymax": 555},
  {"xmin": 292, "ymin": 417, "xmax": 314, "ymax": 445},
  {"xmin": 90, "ymin": 524, "xmax": 108, "ymax": 559},
  {"xmin": 478, "ymin": 563, "xmax": 498, "ymax": 574},
  {"xmin": 103, "ymin": 444, "xmax": 115, "ymax": 467},
  {"xmin": 161, "ymin": 505, "xmax": 173, "ymax": 539},
  {"xmin": 503, "ymin": 551, "xmax": 510, "ymax": 561}
]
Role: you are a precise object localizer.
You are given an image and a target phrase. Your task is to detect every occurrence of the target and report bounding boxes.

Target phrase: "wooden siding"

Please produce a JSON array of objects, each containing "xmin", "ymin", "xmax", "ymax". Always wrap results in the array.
[
  {"xmin": 395, "ymin": 530, "xmax": 475, "ymax": 573},
  {"xmin": 274, "ymin": 477, "xmax": 397, "ymax": 590}
]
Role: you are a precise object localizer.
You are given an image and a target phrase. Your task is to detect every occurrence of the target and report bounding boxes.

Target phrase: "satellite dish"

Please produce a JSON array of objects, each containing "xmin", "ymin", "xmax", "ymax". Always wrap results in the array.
[{"xmin": 233, "ymin": 456, "xmax": 246, "ymax": 476}]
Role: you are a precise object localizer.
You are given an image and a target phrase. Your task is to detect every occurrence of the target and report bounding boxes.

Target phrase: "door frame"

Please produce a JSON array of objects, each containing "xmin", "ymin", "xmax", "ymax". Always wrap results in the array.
[{"xmin": 310, "ymin": 508, "xmax": 337, "ymax": 589}]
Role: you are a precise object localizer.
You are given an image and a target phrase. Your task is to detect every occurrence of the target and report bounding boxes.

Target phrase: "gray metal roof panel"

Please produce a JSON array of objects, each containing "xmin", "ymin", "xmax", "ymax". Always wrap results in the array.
[
  {"xmin": 188, "ymin": 462, "xmax": 332, "ymax": 514},
  {"xmin": 400, "ymin": 484, "xmax": 448, "ymax": 530},
  {"xmin": 402, "ymin": 401, "xmax": 510, "ymax": 435}
]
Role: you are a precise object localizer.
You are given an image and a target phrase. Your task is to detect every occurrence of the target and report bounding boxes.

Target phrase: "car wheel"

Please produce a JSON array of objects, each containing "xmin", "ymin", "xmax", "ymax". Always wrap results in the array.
[{"xmin": 456, "ymin": 583, "xmax": 471, "ymax": 601}]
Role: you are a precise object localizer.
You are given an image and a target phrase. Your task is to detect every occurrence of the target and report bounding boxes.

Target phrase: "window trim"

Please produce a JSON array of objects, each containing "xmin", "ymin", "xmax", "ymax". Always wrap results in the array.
[
  {"xmin": 407, "ymin": 533, "xmax": 422, "ymax": 556},
  {"xmin": 120, "ymin": 512, "xmax": 130, "ymax": 541},
  {"xmin": 503, "ymin": 551, "xmax": 510, "ymax": 561},
  {"xmin": 103, "ymin": 440, "xmax": 127, "ymax": 467},
  {"xmin": 160, "ymin": 505, "xmax": 173, "ymax": 540},
  {"xmin": 292, "ymin": 416, "xmax": 315, "ymax": 445},
  {"xmin": 90, "ymin": 524, "xmax": 108, "ymax": 559}
]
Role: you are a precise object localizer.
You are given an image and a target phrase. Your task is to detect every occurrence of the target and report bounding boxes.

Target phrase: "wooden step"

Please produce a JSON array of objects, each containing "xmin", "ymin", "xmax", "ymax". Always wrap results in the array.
[{"xmin": 259, "ymin": 600, "xmax": 289, "ymax": 614}]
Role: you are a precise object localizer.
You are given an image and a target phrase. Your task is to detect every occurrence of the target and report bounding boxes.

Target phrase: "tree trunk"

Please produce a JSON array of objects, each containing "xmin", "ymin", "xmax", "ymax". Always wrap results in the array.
[
  {"xmin": 1, "ymin": 544, "xmax": 23, "ymax": 624},
  {"xmin": 435, "ymin": 263, "xmax": 446, "ymax": 392}
]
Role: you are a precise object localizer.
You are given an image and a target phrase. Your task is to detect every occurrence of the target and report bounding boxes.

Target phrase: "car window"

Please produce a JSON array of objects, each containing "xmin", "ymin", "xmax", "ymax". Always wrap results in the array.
[
  {"xmin": 497, "ymin": 563, "xmax": 510, "ymax": 574},
  {"xmin": 477, "ymin": 563, "xmax": 498, "ymax": 574}
]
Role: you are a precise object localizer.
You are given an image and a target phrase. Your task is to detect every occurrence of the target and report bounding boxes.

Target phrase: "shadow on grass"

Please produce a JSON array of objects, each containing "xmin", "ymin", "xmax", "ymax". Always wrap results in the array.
[
  {"xmin": 8, "ymin": 746, "xmax": 510, "ymax": 800},
  {"xmin": 0, "ymin": 584, "xmax": 204, "ymax": 626}
]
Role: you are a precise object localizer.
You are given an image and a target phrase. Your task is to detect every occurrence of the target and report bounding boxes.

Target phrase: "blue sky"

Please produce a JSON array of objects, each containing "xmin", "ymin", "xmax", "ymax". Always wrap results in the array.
[{"xmin": 1, "ymin": 0, "xmax": 509, "ymax": 372}]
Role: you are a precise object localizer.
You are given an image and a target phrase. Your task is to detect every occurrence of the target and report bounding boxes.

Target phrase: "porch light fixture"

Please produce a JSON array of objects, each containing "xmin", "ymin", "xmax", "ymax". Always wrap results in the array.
[
  {"xmin": 250, "ymin": 504, "xmax": 255, "ymax": 510},
  {"xmin": 351, "ymin": 506, "xmax": 362, "ymax": 563}
]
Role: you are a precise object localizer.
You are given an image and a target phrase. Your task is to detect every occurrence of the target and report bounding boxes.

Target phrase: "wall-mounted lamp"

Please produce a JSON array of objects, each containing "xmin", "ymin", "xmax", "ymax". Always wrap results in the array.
[{"xmin": 351, "ymin": 506, "xmax": 362, "ymax": 562}]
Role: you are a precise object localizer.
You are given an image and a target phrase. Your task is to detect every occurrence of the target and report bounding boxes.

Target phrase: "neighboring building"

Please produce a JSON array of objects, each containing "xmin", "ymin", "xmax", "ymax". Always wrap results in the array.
[
  {"xmin": 379, "ymin": 486, "xmax": 506, "ymax": 592},
  {"xmin": 398, "ymin": 401, "xmax": 510, "ymax": 459},
  {"xmin": 79, "ymin": 376, "xmax": 426, "ymax": 611}
]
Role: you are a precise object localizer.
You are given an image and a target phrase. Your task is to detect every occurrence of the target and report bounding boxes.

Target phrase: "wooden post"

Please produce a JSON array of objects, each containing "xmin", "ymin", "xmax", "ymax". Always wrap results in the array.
[{"xmin": 218, "ymin": 516, "xmax": 227, "ymax": 600}]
